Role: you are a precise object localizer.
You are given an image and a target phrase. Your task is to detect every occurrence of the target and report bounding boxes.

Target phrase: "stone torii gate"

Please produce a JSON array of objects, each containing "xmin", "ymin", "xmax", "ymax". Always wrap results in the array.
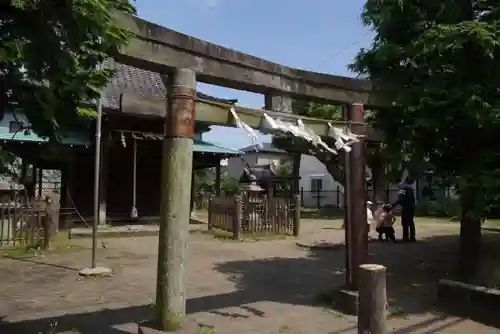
[{"xmin": 111, "ymin": 12, "xmax": 387, "ymax": 332}]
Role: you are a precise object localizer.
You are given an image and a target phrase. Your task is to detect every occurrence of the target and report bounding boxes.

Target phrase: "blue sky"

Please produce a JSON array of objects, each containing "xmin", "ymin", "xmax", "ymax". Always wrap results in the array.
[{"xmin": 134, "ymin": 0, "xmax": 373, "ymax": 149}]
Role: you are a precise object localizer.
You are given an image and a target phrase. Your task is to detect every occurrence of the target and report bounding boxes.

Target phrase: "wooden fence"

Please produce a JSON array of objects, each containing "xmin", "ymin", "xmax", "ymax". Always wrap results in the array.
[
  {"xmin": 208, "ymin": 192, "xmax": 300, "ymax": 240},
  {"xmin": 0, "ymin": 190, "xmax": 48, "ymax": 248}
]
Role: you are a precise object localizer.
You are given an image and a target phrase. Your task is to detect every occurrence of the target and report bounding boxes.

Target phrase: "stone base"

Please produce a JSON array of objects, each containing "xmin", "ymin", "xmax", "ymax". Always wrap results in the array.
[
  {"xmin": 296, "ymin": 241, "xmax": 344, "ymax": 250},
  {"xmin": 332, "ymin": 286, "xmax": 358, "ymax": 315},
  {"xmin": 78, "ymin": 266, "xmax": 113, "ymax": 277},
  {"xmin": 138, "ymin": 320, "xmax": 201, "ymax": 333},
  {"xmin": 438, "ymin": 279, "xmax": 500, "ymax": 309},
  {"xmin": 438, "ymin": 279, "xmax": 500, "ymax": 327}
]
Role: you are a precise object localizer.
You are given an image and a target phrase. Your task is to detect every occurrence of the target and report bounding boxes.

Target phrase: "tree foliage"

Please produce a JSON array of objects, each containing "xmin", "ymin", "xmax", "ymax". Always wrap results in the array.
[
  {"xmin": 276, "ymin": 162, "xmax": 293, "ymax": 177},
  {"xmin": 0, "ymin": 0, "xmax": 136, "ymax": 139},
  {"xmin": 193, "ymin": 168, "xmax": 215, "ymax": 194},
  {"xmin": 220, "ymin": 173, "xmax": 241, "ymax": 196},
  {"xmin": 350, "ymin": 0, "xmax": 500, "ymax": 279}
]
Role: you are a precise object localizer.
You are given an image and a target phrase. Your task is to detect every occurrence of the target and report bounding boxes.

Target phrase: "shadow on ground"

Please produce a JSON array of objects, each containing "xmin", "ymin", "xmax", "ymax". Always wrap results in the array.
[{"xmin": 2, "ymin": 233, "xmax": 500, "ymax": 333}]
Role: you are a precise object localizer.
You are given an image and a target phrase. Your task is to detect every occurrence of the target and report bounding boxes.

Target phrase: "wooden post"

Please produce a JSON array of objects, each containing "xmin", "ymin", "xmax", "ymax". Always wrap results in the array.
[
  {"xmin": 155, "ymin": 69, "xmax": 196, "ymax": 331},
  {"xmin": 292, "ymin": 153, "xmax": 301, "ymax": 194},
  {"xmin": 342, "ymin": 106, "xmax": 353, "ymax": 284},
  {"xmin": 207, "ymin": 195, "xmax": 213, "ymax": 231},
  {"xmin": 99, "ymin": 121, "xmax": 109, "ymax": 225},
  {"xmin": 293, "ymin": 193, "xmax": 301, "ymax": 236},
  {"xmin": 37, "ymin": 167, "xmax": 43, "ymax": 199},
  {"xmin": 358, "ymin": 264, "xmax": 387, "ymax": 334},
  {"xmin": 59, "ymin": 167, "xmax": 68, "ymax": 229},
  {"xmin": 215, "ymin": 163, "xmax": 221, "ymax": 196},
  {"xmin": 233, "ymin": 195, "xmax": 242, "ymax": 240},
  {"xmin": 344, "ymin": 103, "xmax": 368, "ymax": 288}
]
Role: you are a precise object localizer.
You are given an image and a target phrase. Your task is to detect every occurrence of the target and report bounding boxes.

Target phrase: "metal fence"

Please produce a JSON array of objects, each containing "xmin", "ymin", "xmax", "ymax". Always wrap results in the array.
[
  {"xmin": 194, "ymin": 187, "xmax": 457, "ymax": 211},
  {"xmin": 300, "ymin": 186, "xmax": 456, "ymax": 209}
]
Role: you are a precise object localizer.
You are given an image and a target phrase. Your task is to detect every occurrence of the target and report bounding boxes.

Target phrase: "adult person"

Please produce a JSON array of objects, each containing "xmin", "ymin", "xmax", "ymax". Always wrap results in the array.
[{"xmin": 390, "ymin": 178, "xmax": 416, "ymax": 242}]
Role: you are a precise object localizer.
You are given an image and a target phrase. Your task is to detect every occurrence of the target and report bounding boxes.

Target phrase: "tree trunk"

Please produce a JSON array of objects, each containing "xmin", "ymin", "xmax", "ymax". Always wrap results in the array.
[{"xmin": 458, "ymin": 186, "xmax": 482, "ymax": 282}]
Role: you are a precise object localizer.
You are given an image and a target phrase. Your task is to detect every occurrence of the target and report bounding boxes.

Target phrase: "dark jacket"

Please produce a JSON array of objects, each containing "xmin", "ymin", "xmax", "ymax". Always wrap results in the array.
[{"xmin": 391, "ymin": 183, "xmax": 415, "ymax": 212}]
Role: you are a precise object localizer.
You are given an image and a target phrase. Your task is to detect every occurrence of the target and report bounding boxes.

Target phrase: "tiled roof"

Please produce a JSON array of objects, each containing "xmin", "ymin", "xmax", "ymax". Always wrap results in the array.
[{"xmin": 100, "ymin": 59, "xmax": 238, "ymax": 111}]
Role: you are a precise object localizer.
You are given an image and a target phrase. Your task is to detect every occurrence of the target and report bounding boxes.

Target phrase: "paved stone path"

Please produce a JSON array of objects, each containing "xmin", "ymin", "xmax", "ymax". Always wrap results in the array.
[{"xmin": 0, "ymin": 219, "xmax": 498, "ymax": 333}]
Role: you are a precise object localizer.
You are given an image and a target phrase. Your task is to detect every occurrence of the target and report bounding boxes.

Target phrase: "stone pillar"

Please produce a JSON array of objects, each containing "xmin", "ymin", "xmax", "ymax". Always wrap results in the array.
[
  {"xmin": 264, "ymin": 93, "xmax": 300, "ymax": 192},
  {"xmin": 344, "ymin": 102, "xmax": 368, "ymax": 289},
  {"xmin": 155, "ymin": 69, "xmax": 196, "ymax": 331}
]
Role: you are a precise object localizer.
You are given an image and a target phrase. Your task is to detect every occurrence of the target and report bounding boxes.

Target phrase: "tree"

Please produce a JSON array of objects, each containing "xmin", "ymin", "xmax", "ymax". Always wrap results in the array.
[
  {"xmin": 193, "ymin": 168, "xmax": 215, "ymax": 194},
  {"xmin": 276, "ymin": 162, "xmax": 293, "ymax": 176},
  {"xmin": 350, "ymin": 0, "xmax": 500, "ymax": 279},
  {"xmin": 0, "ymin": 147, "xmax": 20, "ymax": 176},
  {"xmin": 220, "ymin": 173, "xmax": 240, "ymax": 196},
  {"xmin": 0, "ymin": 0, "xmax": 136, "ymax": 139}
]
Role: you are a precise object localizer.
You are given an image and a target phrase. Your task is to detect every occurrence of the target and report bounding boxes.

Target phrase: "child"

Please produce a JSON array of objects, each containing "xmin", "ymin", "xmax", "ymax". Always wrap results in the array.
[{"xmin": 375, "ymin": 204, "xmax": 396, "ymax": 242}]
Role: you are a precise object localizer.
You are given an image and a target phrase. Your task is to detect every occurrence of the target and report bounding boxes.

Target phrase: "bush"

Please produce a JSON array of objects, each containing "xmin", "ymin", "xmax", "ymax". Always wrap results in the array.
[{"xmin": 416, "ymin": 197, "xmax": 460, "ymax": 218}]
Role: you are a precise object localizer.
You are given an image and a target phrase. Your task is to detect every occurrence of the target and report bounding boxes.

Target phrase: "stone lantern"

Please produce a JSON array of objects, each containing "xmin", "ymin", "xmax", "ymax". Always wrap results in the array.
[{"xmin": 241, "ymin": 173, "xmax": 264, "ymax": 193}]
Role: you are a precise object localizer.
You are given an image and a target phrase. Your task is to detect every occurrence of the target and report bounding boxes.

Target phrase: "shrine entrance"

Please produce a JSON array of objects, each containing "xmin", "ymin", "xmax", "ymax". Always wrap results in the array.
[{"xmin": 101, "ymin": 11, "xmax": 386, "ymax": 331}]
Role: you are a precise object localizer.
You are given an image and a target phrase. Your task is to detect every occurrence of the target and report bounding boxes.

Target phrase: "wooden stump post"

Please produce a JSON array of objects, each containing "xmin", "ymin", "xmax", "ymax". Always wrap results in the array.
[{"xmin": 358, "ymin": 264, "xmax": 387, "ymax": 334}]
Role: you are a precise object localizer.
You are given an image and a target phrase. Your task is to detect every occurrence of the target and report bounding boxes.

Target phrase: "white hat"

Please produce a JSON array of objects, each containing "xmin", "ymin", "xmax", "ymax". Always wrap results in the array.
[{"xmin": 367, "ymin": 201, "xmax": 373, "ymax": 205}]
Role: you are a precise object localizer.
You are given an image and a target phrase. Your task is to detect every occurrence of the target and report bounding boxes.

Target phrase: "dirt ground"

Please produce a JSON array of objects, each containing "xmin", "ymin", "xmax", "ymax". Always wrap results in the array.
[{"xmin": 0, "ymin": 219, "xmax": 499, "ymax": 334}]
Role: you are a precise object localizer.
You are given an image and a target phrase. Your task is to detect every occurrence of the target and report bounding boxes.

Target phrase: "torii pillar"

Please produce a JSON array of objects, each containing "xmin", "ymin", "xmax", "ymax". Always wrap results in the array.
[{"xmin": 344, "ymin": 102, "xmax": 368, "ymax": 288}]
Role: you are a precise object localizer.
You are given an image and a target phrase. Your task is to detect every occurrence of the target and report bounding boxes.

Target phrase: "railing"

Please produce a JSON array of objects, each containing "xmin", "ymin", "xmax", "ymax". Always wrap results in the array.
[{"xmin": 208, "ymin": 192, "xmax": 300, "ymax": 239}]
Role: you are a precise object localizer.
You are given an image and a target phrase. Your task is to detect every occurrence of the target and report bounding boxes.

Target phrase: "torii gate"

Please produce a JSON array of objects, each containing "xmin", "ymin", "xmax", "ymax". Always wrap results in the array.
[{"xmin": 111, "ymin": 12, "xmax": 387, "ymax": 332}]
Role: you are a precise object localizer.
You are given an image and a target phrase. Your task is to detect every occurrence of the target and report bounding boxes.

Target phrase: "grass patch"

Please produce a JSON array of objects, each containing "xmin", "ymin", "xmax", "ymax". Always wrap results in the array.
[
  {"xmin": 278, "ymin": 324, "xmax": 291, "ymax": 332},
  {"xmin": 1, "ymin": 232, "xmax": 87, "ymax": 258},
  {"xmin": 312, "ymin": 289, "xmax": 335, "ymax": 306},
  {"xmin": 199, "ymin": 326, "xmax": 216, "ymax": 334}
]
